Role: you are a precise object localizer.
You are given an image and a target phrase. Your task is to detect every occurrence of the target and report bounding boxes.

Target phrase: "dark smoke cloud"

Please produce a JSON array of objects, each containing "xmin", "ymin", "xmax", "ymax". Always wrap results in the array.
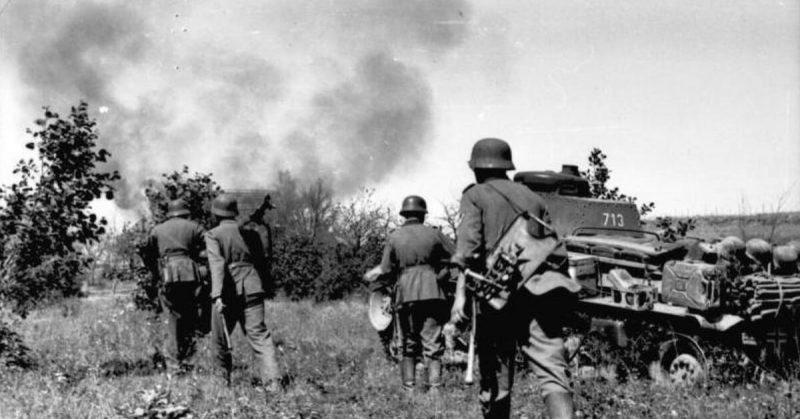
[
  {"xmin": 15, "ymin": 3, "xmax": 148, "ymax": 105},
  {"xmin": 287, "ymin": 52, "xmax": 432, "ymax": 193},
  {"xmin": 5, "ymin": 0, "xmax": 471, "ymax": 211}
]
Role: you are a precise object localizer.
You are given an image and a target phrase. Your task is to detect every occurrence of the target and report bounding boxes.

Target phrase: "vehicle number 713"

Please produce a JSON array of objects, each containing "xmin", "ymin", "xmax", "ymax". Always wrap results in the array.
[{"xmin": 602, "ymin": 212, "xmax": 624, "ymax": 227}]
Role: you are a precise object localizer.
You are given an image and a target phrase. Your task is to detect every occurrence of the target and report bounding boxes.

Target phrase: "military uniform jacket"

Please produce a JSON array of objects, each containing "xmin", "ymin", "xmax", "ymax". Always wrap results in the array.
[
  {"xmin": 149, "ymin": 217, "xmax": 206, "ymax": 283},
  {"xmin": 454, "ymin": 177, "xmax": 576, "ymax": 294},
  {"xmin": 205, "ymin": 220, "xmax": 270, "ymax": 300},
  {"xmin": 379, "ymin": 219, "xmax": 454, "ymax": 305}
]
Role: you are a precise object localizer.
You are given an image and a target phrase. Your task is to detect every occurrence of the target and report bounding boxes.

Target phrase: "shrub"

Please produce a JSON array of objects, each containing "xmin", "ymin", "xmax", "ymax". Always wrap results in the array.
[{"xmin": 0, "ymin": 102, "xmax": 118, "ymax": 316}]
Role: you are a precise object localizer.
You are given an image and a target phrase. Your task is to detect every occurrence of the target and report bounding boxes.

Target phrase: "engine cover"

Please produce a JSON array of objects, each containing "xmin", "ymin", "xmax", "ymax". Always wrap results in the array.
[{"xmin": 662, "ymin": 260, "xmax": 724, "ymax": 311}]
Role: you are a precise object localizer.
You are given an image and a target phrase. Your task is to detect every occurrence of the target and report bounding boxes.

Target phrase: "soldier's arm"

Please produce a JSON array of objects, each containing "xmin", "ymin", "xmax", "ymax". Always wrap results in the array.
[
  {"xmin": 437, "ymin": 230, "xmax": 456, "ymax": 258},
  {"xmin": 205, "ymin": 231, "xmax": 225, "ymax": 299},
  {"xmin": 139, "ymin": 229, "xmax": 160, "ymax": 275},
  {"xmin": 452, "ymin": 192, "xmax": 482, "ymax": 270},
  {"xmin": 378, "ymin": 236, "xmax": 396, "ymax": 275},
  {"xmin": 192, "ymin": 222, "xmax": 207, "ymax": 259}
]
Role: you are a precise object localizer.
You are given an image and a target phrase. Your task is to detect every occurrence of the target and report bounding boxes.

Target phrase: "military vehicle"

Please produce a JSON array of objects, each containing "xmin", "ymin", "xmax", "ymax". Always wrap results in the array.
[
  {"xmin": 515, "ymin": 165, "xmax": 800, "ymax": 384},
  {"xmin": 367, "ymin": 165, "xmax": 800, "ymax": 384}
]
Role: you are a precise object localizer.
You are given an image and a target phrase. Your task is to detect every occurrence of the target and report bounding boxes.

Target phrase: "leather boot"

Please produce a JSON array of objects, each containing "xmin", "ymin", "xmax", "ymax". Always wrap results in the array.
[
  {"xmin": 427, "ymin": 360, "xmax": 442, "ymax": 394},
  {"xmin": 544, "ymin": 391, "xmax": 574, "ymax": 419},
  {"xmin": 401, "ymin": 357, "xmax": 416, "ymax": 391}
]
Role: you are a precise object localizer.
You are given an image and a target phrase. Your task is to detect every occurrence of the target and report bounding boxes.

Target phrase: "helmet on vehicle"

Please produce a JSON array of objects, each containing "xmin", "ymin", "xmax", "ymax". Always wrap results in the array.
[
  {"xmin": 211, "ymin": 194, "xmax": 239, "ymax": 218},
  {"xmin": 468, "ymin": 138, "xmax": 515, "ymax": 170},
  {"xmin": 400, "ymin": 195, "xmax": 427, "ymax": 217},
  {"xmin": 166, "ymin": 199, "xmax": 190, "ymax": 218},
  {"xmin": 717, "ymin": 236, "xmax": 745, "ymax": 259},
  {"xmin": 745, "ymin": 238, "xmax": 772, "ymax": 264},
  {"xmin": 787, "ymin": 240, "xmax": 800, "ymax": 255},
  {"xmin": 773, "ymin": 245, "xmax": 799, "ymax": 275}
]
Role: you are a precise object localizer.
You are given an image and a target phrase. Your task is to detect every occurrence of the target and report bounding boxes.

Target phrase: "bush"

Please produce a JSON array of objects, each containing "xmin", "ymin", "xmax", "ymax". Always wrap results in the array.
[
  {"xmin": 267, "ymin": 173, "xmax": 393, "ymax": 301},
  {"xmin": 0, "ymin": 102, "xmax": 118, "ymax": 316}
]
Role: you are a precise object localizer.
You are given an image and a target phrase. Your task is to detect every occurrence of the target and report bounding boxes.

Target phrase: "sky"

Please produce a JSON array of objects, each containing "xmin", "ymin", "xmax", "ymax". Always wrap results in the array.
[{"xmin": 0, "ymin": 0, "xmax": 798, "ymax": 225}]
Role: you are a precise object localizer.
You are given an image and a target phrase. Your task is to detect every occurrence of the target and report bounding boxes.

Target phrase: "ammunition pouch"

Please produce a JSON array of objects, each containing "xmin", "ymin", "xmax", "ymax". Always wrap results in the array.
[{"xmin": 160, "ymin": 255, "xmax": 201, "ymax": 284}]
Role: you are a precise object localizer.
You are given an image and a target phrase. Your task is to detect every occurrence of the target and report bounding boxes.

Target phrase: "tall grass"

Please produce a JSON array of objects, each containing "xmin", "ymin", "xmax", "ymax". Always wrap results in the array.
[{"xmin": 1, "ymin": 295, "xmax": 800, "ymax": 418}]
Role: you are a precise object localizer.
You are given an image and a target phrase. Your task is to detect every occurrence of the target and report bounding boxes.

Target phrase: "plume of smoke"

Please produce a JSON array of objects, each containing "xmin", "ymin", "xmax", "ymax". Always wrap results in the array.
[
  {"xmin": 287, "ymin": 52, "xmax": 432, "ymax": 193},
  {"xmin": 2, "ymin": 0, "xmax": 471, "ymax": 212}
]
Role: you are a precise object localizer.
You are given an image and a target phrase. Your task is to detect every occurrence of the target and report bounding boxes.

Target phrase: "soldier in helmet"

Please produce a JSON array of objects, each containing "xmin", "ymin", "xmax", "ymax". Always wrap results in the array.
[
  {"xmin": 146, "ymin": 198, "xmax": 207, "ymax": 374},
  {"xmin": 450, "ymin": 138, "xmax": 576, "ymax": 419},
  {"xmin": 772, "ymin": 245, "xmax": 799, "ymax": 276},
  {"xmin": 205, "ymin": 194, "xmax": 281, "ymax": 391},
  {"xmin": 372, "ymin": 195, "xmax": 454, "ymax": 393},
  {"xmin": 745, "ymin": 238, "xmax": 772, "ymax": 274}
]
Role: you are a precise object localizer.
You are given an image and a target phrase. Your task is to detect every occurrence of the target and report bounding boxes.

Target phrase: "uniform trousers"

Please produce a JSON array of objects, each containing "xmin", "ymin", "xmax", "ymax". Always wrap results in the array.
[
  {"xmin": 160, "ymin": 281, "xmax": 203, "ymax": 370},
  {"xmin": 211, "ymin": 294, "xmax": 281, "ymax": 383},
  {"xmin": 397, "ymin": 299, "xmax": 447, "ymax": 360},
  {"xmin": 477, "ymin": 289, "xmax": 573, "ymax": 419}
]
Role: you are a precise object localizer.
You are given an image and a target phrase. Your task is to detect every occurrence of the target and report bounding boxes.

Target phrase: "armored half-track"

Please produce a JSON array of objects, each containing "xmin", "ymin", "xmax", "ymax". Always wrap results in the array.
[{"xmin": 515, "ymin": 165, "xmax": 800, "ymax": 383}]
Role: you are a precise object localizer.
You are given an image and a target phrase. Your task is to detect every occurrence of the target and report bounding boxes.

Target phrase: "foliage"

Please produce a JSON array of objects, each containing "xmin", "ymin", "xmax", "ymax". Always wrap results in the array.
[
  {"xmin": 0, "ymin": 102, "xmax": 119, "ymax": 316},
  {"xmin": 144, "ymin": 166, "xmax": 223, "ymax": 229},
  {"xmin": 654, "ymin": 216, "xmax": 697, "ymax": 242},
  {"xmin": 582, "ymin": 147, "xmax": 655, "ymax": 218},
  {"xmin": 0, "ymin": 312, "xmax": 33, "ymax": 370},
  {"xmin": 582, "ymin": 147, "xmax": 697, "ymax": 240},
  {"xmin": 125, "ymin": 168, "xmax": 223, "ymax": 312},
  {"xmin": 267, "ymin": 172, "xmax": 394, "ymax": 301},
  {"xmin": 3, "ymin": 297, "xmax": 800, "ymax": 418}
]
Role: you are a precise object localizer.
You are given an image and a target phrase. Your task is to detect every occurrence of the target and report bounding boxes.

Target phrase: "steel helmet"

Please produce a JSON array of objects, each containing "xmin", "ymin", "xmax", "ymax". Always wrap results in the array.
[
  {"xmin": 717, "ymin": 236, "xmax": 745, "ymax": 259},
  {"xmin": 166, "ymin": 198, "xmax": 190, "ymax": 218},
  {"xmin": 787, "ymin": 239, "xmax": 800, "ymax": 255},
  {"xmin": 745, "ymin": 238, "xmax": 772, "ymax": 263},
  {"xmin": 211, "ymin": 194, "xmax": 239, "ymax": 218},
  {"xmin": 400, "ymin": 195, "xmax": 427, "ymax": 216},
  {"xmin": 773, "ymin": 245, "xmax": 799, "ymax": 274},
  {"xmin": 468, "ymin": 138, "xmax": 515, "ymax": 170}
]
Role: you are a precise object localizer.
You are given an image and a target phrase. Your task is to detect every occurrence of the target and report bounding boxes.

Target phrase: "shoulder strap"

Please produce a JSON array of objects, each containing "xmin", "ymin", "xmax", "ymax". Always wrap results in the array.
[{"xmin": 484, "ymin": 182, "xmax": 557, "ymax": 234}]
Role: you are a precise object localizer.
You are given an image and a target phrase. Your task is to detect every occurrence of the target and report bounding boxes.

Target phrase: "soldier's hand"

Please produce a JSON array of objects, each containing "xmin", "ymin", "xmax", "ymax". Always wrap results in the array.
[
  {"xmin": 450, "ymin": 293, "xmax": 467, "ymax": 324},
  {"xmin": 214, "ymin": 298, "xmax": 225, "ymax": 314},
  {"xmin": 363, "ymin": 265, "xmax": 384, "ymax": 283}
]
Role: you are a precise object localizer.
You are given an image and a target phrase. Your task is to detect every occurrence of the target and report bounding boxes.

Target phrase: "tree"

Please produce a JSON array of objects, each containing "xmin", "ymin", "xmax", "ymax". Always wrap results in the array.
[
  {"xmin": 0, "ymin": 102, "xmax": 119, "ymax": 316},
  {"xmin": 582, "ymin": 148, "xmax": 655, "ymax": 218},
  {"xmin": 144, "ymin": 166, "xmax": 223, "ymax": 229}
]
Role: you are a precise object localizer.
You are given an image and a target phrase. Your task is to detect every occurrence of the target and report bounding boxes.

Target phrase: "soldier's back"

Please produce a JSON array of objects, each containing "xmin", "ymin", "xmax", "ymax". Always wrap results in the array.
[
  {"xmin": 465, "ymin": 178, "xmax": 547, "ymax": 250},
  {"xmin": 390, "ymin": 222, "xmax": 449, "ymax": 267},
  {"xmin": 152, "ymin": 217, "xmax": 205, "ymax": 258}
]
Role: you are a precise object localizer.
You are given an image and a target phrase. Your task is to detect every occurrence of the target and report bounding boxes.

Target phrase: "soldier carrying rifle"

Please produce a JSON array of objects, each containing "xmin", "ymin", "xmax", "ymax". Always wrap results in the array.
[
  {"xmin": 205, "ymin": 193, "xmax": 282, "ymax": 392},
  {"xmin": 450, "ymin": 138, "xmax": 579, "ymax": 419},
  {"xmin": 145, "ymin": 199, "xmax": 207, "ymax": 374}
]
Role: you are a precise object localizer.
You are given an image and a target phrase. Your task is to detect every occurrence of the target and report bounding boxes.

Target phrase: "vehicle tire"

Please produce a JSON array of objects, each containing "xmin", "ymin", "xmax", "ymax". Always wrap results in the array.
[{"xmin": 659, "ymin": 336, "xmax": 707, "ymax": 386}]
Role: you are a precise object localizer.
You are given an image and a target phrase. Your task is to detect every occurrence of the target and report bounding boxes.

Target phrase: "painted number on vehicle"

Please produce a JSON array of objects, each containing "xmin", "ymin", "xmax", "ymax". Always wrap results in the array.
[{"xmin": 603, "ymin": 212, "xmax": 624, "ymax": 227}]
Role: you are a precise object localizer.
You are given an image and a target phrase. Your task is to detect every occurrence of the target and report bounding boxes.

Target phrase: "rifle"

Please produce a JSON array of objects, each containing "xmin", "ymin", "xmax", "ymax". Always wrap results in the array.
[{"xmin": 248, "ymin": 194, "xmax": 274, "ymax": 225}]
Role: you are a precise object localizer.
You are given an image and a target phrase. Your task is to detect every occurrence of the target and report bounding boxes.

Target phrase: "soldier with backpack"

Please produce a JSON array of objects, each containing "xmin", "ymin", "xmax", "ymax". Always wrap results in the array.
[{"xmin": 450, "ymin": 138, "xmax": 579, "ymax": 419}]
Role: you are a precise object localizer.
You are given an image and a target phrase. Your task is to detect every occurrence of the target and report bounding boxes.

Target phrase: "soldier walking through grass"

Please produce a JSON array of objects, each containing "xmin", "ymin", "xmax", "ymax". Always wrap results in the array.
[
  {"xmin": 146, "ymin": 199, "xmax": 207, "ymax": 374},
  {"xmin": 372, "ymin": 195, "xmax": 454, "ymax": 393},
  {"xmin": 450, "ymin": 138, "xmax": 578, "ymax": 419},
  {"xmin": 205, "ymin": 194, "xmax": 282, "ymax": 392}
]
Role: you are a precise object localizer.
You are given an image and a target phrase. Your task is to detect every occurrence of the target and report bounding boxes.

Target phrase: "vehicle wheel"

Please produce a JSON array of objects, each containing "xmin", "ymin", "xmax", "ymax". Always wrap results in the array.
[
  {"xmin": 659, "ymin": 335, "xmax": 707, "ymax": 386},
  {"xmin": 668, "ymin": 353, "xmax": 705, "ymax": 385}
]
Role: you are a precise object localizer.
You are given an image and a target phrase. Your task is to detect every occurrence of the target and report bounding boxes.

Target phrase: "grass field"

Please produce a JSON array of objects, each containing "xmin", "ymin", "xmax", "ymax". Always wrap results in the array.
[
  {"xmin": 2, "ymin": 291, "xmax": 800, "ymax": 419},
  {"xmin": 648, "ymin": 212, "xmax": 800, "ymax": 245}
]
